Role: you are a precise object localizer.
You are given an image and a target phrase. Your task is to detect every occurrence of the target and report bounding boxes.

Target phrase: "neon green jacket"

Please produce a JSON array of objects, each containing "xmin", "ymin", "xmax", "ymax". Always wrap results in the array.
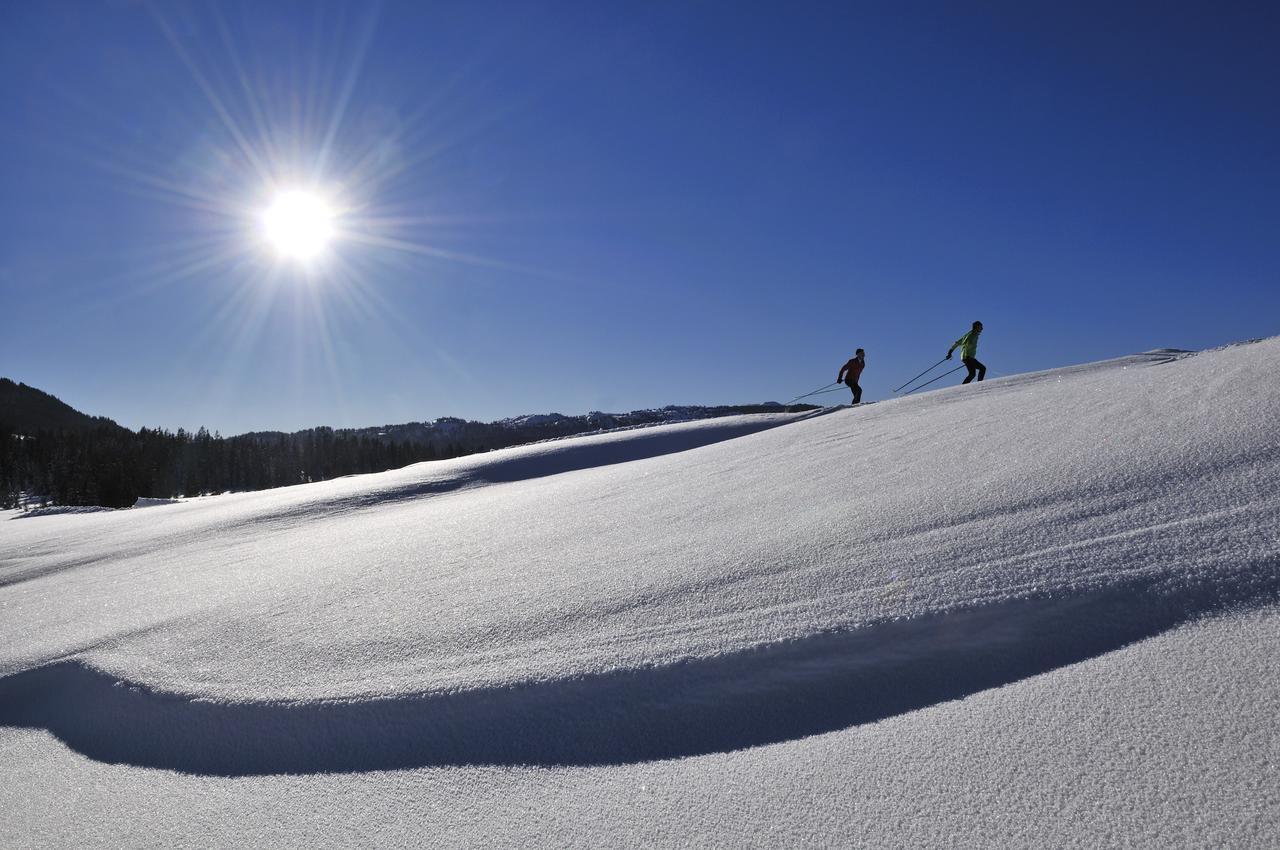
[{"xmin": 950, "ymin": 329, "xmax": 981, "ymax": 360}]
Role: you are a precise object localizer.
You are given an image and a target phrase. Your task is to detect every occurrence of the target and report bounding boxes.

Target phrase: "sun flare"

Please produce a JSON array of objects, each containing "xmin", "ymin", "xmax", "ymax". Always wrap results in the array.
[{"xmin": 261, "ymin": 190, "xmax": 336, "ymax": 262}]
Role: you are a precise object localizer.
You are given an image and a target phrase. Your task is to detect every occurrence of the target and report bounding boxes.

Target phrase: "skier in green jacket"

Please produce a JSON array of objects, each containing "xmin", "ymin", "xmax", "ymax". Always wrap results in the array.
[{"xmin": 947, "ymin": 321, "xmax": 985, "ymax": 384}]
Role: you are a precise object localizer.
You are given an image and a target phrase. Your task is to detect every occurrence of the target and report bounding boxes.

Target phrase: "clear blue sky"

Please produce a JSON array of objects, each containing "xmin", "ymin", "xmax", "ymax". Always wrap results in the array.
[{"xmin": 3, "ymin": 1, "xmax": 1277, "ymax": 434}]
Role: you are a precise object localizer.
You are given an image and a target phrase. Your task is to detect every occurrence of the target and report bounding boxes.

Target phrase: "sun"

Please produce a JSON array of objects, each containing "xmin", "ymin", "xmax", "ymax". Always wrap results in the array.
[{"xmin": 260, "ymin": 189, "xmax": 336, "ymax": 262}]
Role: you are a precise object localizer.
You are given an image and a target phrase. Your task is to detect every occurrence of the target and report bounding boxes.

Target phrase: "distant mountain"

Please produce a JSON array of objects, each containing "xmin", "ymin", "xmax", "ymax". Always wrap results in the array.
[
  {"xmin": 0, "ymin": 378, "xmax": 124, "ymax": 434},
  {"xmin": 244, "ymin": 403, "xmax": 807, "ymax": 457}
]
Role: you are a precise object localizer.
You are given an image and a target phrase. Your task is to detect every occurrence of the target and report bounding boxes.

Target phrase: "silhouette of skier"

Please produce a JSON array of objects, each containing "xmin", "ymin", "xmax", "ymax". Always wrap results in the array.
[
  {"xmin": 947, "ymin": 321, "xmax": 985, "ymax": 384},
  {"xmin": 838, "ymin": 349, "xmax": 866, "ymax": 404}
]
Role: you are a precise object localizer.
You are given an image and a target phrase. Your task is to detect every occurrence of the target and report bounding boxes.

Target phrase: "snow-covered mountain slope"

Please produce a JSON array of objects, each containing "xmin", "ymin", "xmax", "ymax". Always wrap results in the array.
[{"xmin": 2, "ymin": 339, "xmax": 1278, "ymax": 846}]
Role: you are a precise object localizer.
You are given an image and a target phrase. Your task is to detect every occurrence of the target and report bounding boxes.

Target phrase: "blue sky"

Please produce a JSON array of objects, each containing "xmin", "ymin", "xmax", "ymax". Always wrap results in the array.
[{"xmin": 2, "ymin": 1, "xmax": 1277, "ymax": 434}]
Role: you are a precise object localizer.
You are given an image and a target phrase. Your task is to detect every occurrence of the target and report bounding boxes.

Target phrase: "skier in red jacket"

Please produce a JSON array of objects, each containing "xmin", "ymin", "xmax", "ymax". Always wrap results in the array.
[{"xmin": 838, "ymin": 349, "xmax": 866, "ymax": 404}]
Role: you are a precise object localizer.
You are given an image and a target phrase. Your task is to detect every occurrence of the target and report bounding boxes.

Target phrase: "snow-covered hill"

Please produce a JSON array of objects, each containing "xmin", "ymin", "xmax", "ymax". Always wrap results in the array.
[{"xmin": 2, "ymin": 339, "xmax": 1278, "ymax": 847}]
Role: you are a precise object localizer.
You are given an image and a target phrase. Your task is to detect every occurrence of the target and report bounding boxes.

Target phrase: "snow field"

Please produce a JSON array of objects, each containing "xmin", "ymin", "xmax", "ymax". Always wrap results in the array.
[{"xmin": 1, "ymin": 337, "xmax": 1278, "ymax": 846}]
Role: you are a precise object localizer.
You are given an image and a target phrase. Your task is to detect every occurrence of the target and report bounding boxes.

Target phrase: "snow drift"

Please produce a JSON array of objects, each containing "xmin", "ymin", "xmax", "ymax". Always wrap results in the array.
[{"xmin": 1, "ymin": 339, "xmax": 1278, "ymax": 845}]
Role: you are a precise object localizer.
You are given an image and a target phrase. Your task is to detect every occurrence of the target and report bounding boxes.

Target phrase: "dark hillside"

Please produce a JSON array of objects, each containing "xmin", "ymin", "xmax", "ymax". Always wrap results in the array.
[{"xmin": 0, "ymin": 379, "xmax": 124, "ymax": 434}]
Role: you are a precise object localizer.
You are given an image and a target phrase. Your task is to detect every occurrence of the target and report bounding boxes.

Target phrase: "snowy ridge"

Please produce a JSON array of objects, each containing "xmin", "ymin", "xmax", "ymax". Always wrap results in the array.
[{"xmin": 1, "ymin": 339, "xmax": 1278, "ymax": 790}]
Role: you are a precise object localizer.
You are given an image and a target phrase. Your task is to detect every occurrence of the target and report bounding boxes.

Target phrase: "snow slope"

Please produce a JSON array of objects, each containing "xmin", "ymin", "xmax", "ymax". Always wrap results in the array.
[{"xmin": 2, "ymin": 339, "xmax": 1278, "ymax": 846}]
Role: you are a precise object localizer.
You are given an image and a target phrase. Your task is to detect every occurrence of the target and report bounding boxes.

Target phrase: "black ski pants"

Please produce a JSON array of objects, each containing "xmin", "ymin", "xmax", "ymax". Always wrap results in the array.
[
  {"xmin": 962, "ymin": 357, "xmax": 986, "ymax": 384},
  {"xmin": 845, "ymin": 379, "xmax": 862, "ymax": 404}
]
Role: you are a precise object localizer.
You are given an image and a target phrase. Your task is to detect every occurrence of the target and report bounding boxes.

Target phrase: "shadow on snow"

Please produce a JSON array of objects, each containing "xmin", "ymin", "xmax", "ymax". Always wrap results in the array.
[{"xmin": 1, "ymin": 569, "xmax": 1275, "ymax": 776}]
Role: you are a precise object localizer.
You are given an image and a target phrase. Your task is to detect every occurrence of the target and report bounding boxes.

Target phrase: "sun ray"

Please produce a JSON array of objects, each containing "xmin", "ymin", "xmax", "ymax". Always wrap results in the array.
[
  {"xmin": 149, "ymin": 7, "xmax": 274, "ymax": 187},
  {"xmin": 315, "ymin": 5, "xmax": 380, "ymax": 181},
  {"xmin": 341, "ymin": 231, "xmax": 578, "ymax": 283},
  {"xmin": 210, "ymin": 4, "xmax": 284, "ymax": 175}
]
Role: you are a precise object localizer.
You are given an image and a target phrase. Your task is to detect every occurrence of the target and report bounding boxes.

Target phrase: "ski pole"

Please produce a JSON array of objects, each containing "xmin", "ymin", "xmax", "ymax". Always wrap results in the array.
[
  {"xmin": 903, "ymin": 364, "xmax": 965, "ymax": 395},
  {"xmin": 792, "ymin": 387, "xmax": 851, "ymax": 403},
  {"xmin": 893, "ymin": 358, "xmax": 949, "ymax": 393},
  {"xmin": 787, "ymin": 381, "xmax": 841, "ymax": 404}
]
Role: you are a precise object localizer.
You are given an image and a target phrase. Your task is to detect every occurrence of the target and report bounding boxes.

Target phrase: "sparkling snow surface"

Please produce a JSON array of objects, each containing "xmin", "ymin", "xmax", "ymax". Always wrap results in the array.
[{"xmin": 2, "ymin": 339, "xmax": 1278, "ymax": 847}]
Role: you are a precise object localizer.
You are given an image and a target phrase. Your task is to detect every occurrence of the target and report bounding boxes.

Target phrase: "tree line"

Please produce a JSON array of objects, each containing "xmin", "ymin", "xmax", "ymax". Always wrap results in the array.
[{"xmin": 0, "ymin": 424, "xmax": 466, "ymax": 509}]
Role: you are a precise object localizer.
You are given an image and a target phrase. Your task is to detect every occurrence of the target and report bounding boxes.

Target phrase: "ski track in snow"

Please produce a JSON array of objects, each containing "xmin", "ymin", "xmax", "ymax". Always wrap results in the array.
[{"xmin": 0, "ymin": 340, "xmax": 1278, "ymax": 788}]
